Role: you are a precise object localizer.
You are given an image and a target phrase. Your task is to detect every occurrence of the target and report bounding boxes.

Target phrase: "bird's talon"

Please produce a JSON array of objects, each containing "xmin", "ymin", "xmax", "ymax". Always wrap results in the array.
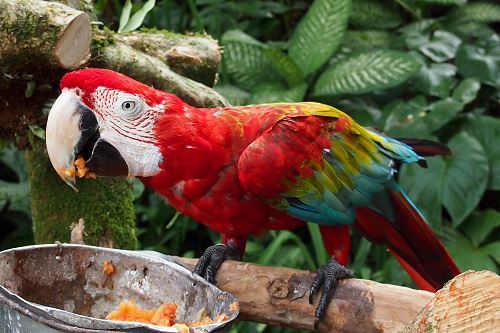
[
  {"xmin": 314, "ymin": 317, "xmax": 320, "ymax": 331},
  {"xmin": 310, "ymin": 257, "xmax": 354, "ymax": 330},
  {"xmin": 194, "ymin": 241, "xmax": 242, "ymax": 283}
]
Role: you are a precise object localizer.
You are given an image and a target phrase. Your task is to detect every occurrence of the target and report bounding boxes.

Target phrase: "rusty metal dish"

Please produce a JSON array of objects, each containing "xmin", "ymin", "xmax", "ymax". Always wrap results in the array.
[{"xmin": 0, "ymin": 244, "xmax": 239, "ymax": 332}]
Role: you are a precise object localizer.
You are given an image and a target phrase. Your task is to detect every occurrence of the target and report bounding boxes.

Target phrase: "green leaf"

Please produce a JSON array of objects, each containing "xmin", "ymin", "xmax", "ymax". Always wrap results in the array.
[
  {"xmin": 288, "ymin": 0, "xmax": 351, "ymax": 76},
  {"xmin": 28, "ymin": 124, "xmax": 45, "ymax": 140},
  {"xmin": 418, "ymin": 0, "xmax": 466, "ymax": 4},
  {"xmin": 313, "ymin": 50, "xmax": 421, "ymax": 96},
  {"xmin": 0, "ymin": 180, "xmax": 30, "ymax": 213},
  {"xmin": 350, "ymin": 0, "xmax": 402, "ymax": 29},
  {"xmin": 481, "ymin": 242, "xmax": 500, "ymax": 265},
  {"xmin": 129, "ymin": 178, "xmax": 145, "ymax": 200},
  {"xmin": 222, "ymin": 30, "xmax": 304, "ymax": 88},
  {"xmin": 411, "ymin": 52, "xmax": 457, "ymax": 97},
  {"xmin": 399, "ymin": 157, "xmax": 445, "ymax": 227},
  {"xmin": 222, "ymin": 29, "xmax": 263, "ymax": 46},
  {"xmin": 118, "ymin": 0, "xmax": 133, "ymax": 33},
  {"xmin": 456, "ymin": 36, "xmax": 500, "ymax": 86},
  {"xmin": 446, "ymin": 21, "xmax": 497, "ymax": 41},
  {"xmin": 0, "ymin": 144, "xmax": 28, "ymax": 182},
  {"xmin": 351, "ymin": 238, "xmax": 373, "ymax": 269},
  {"xmin": 214, "ymin": 83, "xmax": 249, "ymax": 106},
  {"xmin": 222, "ymin": 30, "xmax": 281, "ymax": 89},
  {"xmin": 399, "ymin": 132, "xmax": 489, "ymax": 228},
  {"xmin": 419, "ymin": 0, "xmax": 467, "ymax": 6},
  {"xmin": 383, "ymin": 95, "xmax": 429, "ymax": 137},
  {"xmin": 425, "ymin": 98, "xmax": 464, "ymax": 131},
  {"xmin": 441, "ymin": 227, "xmax": 499, "ymax": 272},
  {"xmin": 343, "ymin": 30, "xmax": 395, "ymax": 52},
  {"xmin": 448, "ymin": 2, "xmax": 500, "ymax": 24},
  {"xmin": 256, "ymin": 230, "xmax": 316, "ymax": 270},
  {"xmin": 451, "ymin": 78, "xmax": 481, "ymax": 104},
  {"xmin": 307, "ymin": 224, "xmax": 330, "ymax": 266},
  {"xmin": 461, "ymin": 209, "xmax": 500, "ymax": 247},
  {"xmin": 248, "ymin": 82, "xmax": 307, "ymax": 104},
  {"xmin": 399, "ymin": 19, "xmax": 437, "ymax": 36},
  {"xmin": 260, "ymin": 48, "xmax": 304, "ymax": 87},
  {"xmin": 24, "ymin": 81, "xmax": 36, "ymax": 98},
  {"xmin": 442, "ymin": 132, "xmax": 489, "ymax": 227},
  {"xmin": 459, "ymin": 115, "xmax": 500, "ymax": 190},
  {"xmin": 418, "ymin": 30, "xmax": 461, "ymax": 63},
  {"xmin": 166, "ymin": 210, "xmax": 181, "ymax": 229},
  {"xmin": 335, "ymin": 97, "xmax": 382, "ymax": 126},
  {"xmin": 119, "ymin": 0, "xmax": 156, "ymax": 33},
  {"xmin": 393, "ymin": 0, "xmax": 423, "ymax": 19},
  {"xmin": 430, "ymin": 80, "xmax": 453, "ymax": 100}
]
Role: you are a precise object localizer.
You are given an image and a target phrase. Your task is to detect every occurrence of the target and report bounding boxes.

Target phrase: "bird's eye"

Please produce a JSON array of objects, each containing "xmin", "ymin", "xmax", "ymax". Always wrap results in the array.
[
  {"xmin": 121, "ymin": 101, "xmax": 136, "ymax": 112},
  {"xmin": 116, "ymin": 93, "xmax": 144, "ymax": 118}
]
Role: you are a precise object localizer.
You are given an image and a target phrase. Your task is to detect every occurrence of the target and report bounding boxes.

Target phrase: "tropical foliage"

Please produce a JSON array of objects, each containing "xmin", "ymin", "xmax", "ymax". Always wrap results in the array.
[{"xmin": 1, "ymin": 0, "xmax": 499, "ymax": 332}]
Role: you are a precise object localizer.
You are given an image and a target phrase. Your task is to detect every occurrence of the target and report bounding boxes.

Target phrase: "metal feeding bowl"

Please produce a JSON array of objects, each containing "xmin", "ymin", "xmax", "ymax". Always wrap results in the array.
[{"xmin": 0, "ymin": 244, "xmax": 239, "ymax": 332}]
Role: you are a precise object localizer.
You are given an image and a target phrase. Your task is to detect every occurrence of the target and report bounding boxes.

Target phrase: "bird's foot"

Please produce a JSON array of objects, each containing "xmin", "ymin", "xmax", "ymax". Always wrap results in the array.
[
  {"xmin": 309, "ymin": 257, "xmax": 355, "ymax": 330},
  {"xmin": 194, "ymin": 241, "xmax": 242, "ymax": 283}
]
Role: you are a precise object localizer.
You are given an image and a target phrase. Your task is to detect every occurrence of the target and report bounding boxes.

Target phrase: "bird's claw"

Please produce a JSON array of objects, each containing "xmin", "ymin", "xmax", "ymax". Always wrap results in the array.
[
  {"xmin": 309, "ymin": 257, "xmax": 355, "ymax": 330},
  {"xmin": 194, "ymin": 242, "xmax": 242, "ymax": 283}
]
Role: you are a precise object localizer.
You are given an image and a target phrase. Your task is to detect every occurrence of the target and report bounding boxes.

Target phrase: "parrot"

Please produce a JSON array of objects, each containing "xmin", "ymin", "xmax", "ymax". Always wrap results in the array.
[{"xmin": 45, "ymin": 68, "xmax": 460, "ymax": 329}]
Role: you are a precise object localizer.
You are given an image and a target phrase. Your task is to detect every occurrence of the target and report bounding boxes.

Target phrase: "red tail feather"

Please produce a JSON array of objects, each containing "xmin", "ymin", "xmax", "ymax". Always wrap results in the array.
[{"xmin": 354, "ymin": 189, "xmax": 460, "ymax": 291}]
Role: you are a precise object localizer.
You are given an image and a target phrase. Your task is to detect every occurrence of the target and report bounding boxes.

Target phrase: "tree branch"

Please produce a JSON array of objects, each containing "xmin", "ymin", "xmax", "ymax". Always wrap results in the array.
[
  {"xmin": 173, "ymin": 257, "xmax": 434, "ymax": 333},
  {"xmin": 91, "ymin": 41, "xmax": 228, "ymax": 108},
  {"xmin": 112, "ymin": 31, "xmax": 222, "ymax": 88}
]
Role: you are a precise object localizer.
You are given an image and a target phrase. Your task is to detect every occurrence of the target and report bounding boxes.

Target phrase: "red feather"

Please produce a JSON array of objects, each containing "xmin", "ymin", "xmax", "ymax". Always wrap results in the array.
[{"xmin": 354, "ymin": 190, "xmax": 460, "ymax": 291}]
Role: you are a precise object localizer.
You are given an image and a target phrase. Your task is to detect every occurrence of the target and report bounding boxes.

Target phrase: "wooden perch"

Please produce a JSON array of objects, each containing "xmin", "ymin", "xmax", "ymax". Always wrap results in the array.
[
  {"xmin": 173, "ymin": 257, "xmax": 434, "ymax": 333},
  {"xmin": 0, "ymin": 0, "xmax": 91, "ymax": 71},
  {"xmin": 404, "ymin": 270, "xmax": 500, "ymax": 333}
]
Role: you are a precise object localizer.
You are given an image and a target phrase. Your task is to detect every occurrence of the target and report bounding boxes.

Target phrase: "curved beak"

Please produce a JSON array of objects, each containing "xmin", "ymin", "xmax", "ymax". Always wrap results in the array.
[{"xmin": 46, "ymin": 89, "xmax": 128, "ymax": 191}]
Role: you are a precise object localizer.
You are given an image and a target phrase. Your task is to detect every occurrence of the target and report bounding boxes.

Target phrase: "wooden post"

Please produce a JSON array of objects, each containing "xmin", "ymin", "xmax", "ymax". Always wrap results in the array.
[{"xmin": 404, "ymin": 270, "xmax": 500, "ymax": 333}]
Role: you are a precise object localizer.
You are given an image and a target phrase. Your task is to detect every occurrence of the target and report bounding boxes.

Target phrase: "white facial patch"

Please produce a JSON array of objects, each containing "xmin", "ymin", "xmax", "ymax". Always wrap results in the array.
[{"xmin": 91, "ymin": 87, "xmax": 164, "ymax": 178}]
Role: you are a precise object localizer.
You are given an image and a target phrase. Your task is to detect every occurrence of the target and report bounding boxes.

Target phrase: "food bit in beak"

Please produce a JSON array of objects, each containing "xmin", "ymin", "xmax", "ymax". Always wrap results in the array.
[
  {"xmin": 65, "ymin": 168, "xmax": 75, "ymax": 178},
  {"xmin": 75, "ymin": 156, "xmax": 96, "ymax": 179}
]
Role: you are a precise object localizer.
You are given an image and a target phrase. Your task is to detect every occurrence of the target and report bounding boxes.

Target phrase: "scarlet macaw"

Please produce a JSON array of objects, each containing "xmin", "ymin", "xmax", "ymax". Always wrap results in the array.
[{"xmin": 46, "ymin": 68, "xmax": 460, "ymax": 329}]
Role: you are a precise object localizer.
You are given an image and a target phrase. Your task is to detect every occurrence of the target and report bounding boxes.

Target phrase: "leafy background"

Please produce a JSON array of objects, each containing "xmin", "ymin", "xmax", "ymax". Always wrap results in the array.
[{"xmin": 1, "ymin": 0, "xmax": 499, "ymax": 332}]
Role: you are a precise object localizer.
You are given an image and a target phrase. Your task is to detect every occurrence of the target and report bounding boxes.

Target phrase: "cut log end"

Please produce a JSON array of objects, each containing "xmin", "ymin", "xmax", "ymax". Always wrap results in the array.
[
  {"xmin": 404, "ymin": 270, "xmax": 500, "ymax": 333},
  {"xmin": 55, "ymin": 13, "xmax": 91, "ymax": 69}
]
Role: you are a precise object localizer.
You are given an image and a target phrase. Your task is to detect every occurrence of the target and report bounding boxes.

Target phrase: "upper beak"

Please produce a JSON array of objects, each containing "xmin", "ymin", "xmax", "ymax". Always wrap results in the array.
[
  {"xmin": 46, "ymin": 90, "xmax": 91, "ymax": 191},
  {"xmin": 46, "ymin": 89, "xmax": 128, "ymax": 191}
]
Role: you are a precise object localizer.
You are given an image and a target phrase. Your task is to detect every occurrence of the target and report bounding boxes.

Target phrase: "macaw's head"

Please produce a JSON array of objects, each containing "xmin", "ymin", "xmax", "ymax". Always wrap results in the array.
[{"xmin": 46, "ymin": 68, "xmax": 178, "ymax": 191}]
